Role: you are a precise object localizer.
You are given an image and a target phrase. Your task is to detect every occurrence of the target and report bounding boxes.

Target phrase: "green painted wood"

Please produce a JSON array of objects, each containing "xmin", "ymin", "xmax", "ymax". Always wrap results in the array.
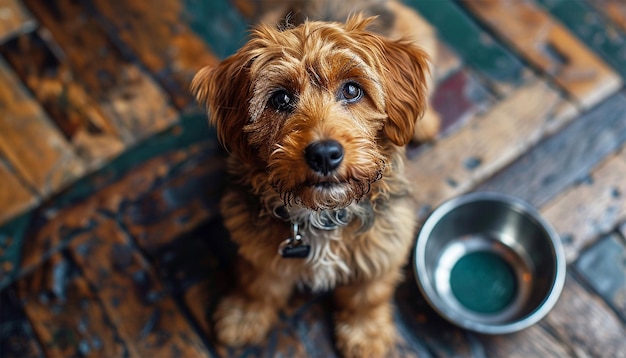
[
  {"xmin": 182, "ymin": 0, "xmax": 249, "ymax": 59},
  {"xmin": 403, "ymin": 0, "xmax": 528, "ymax": 93},
  {"xmin": 537, "ymin": 0, "xmax": 626, "ymax": 79},
  {"xmin": 0, "ymin": 213, "xmax": 32, "ymax": 289},
  {"xmin": 52, "ymin": 110, "xmax": 217, "ymax": 210}
]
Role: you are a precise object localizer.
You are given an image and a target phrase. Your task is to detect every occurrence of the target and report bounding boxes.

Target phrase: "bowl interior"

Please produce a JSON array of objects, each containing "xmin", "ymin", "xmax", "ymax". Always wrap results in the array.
[{"xmin": 416, "ymin": 194, "xmax": 564, "ymax": 333}]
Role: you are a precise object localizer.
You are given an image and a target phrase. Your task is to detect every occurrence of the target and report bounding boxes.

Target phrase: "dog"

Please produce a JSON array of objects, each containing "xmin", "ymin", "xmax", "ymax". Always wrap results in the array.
[{"xmin": 191, "ymin": 1, "xmax": 439, "ymax": 356}]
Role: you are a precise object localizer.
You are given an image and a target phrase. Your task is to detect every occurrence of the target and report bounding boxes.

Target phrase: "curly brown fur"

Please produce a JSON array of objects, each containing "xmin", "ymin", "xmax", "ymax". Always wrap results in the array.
[{"xmin": 192, "ymin": 11, "xmax": 437, "ymax": 358}]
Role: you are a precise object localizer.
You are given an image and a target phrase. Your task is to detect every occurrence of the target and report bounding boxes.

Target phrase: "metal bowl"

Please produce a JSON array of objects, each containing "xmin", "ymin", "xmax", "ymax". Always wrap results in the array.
[{"xmin": 414, "ymin": 192, "xmax": 566, "ymax": 334}]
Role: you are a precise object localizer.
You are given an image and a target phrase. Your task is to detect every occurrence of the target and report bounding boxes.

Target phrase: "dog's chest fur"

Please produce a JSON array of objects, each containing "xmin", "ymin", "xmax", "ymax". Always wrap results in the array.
[{"xmin": 284, "ymin": 203, "xmax": 374, "ymax": 291}]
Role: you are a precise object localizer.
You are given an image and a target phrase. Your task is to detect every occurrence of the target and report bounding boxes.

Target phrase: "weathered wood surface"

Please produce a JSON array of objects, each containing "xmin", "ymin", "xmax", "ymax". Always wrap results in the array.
[
  {"xmin": 575, "ymin": 234, "xmax": 626, "ymax": 322},
  {"xmin": 406, "ymin": 79, "xmax": 577, "ymax": 217},
  {"xmin": 540, "ymin": 275, "xmax": 626, "ymax": 358},
  {"xmin": 23, "ymin": 0, "xmax": 179, "ymax": 144},
  {"xmin": 462, "ymin": 0, "xmax": 622, "ymax": 109},
  {"xmin": 0, "ymin": 57, "xmax": 85, "ymax": 197},
  {"xmin": 0, "ymin": 158, "xmax": 37, "ymax": 225},
  {"xmin": 537, "ymin": 0, "xmax": 626, "ymax": 79},
  {"xmin": 17, "ymin": 252, "xmax": 128, "ymax": 357},
  {"xmin": 1, "ymin": 32, "xmax": 125, "ymax": 166},
  {"xmin": 541, "ymin": 147, "xmax": 626, "ymax": 263},
  {"xmin": 67, "ymin": 217, "xmax": 211, "ymax": 358},
  {"xmin": 477, "ymin": 92, "xmax": 626, "ymax": 208},
  {"xmin": 19, "ymin": 140, "xmax": 223, "ymax": 276},
  {"xmin": 87, "ymin": 0, "xmax": 224, "ymax": 109},
  {"xmin": 404, "ymin": 0, "xmax": 530, "ymax": 95},
  {"xmin": 0, "ymin": 0, "xmax": 36, "ymax": 42}
]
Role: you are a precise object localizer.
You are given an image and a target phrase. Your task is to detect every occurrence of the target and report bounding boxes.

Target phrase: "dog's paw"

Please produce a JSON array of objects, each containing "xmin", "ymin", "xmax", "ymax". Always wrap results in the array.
[
  {"xmin": 335, "ymin": 315, "xmax": 397, "ymax": 358},
  {"xmin": 214, "ymin": 294, "xmax": 276, "ymax": 347}
]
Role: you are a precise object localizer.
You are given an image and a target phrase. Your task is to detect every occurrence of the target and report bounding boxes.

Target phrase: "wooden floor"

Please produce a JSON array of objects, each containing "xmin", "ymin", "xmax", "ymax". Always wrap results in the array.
[{"xmin": 1, "ymin": 0, "xmax": 626, "ymax": 357}]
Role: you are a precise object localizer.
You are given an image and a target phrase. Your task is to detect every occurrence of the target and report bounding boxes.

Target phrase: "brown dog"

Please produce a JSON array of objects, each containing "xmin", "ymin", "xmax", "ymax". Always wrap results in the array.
[{"xmin": 192, "ymin": 3, "xmax": 438, "ymax": 356}]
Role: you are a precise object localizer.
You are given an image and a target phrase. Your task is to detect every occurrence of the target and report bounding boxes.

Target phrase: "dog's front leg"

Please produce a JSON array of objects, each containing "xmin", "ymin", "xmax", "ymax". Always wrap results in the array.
[
  {"xmin": 214, "ymin": 257, "xmax": 295, "ymax": 347},
  {"xmin": 333, "ymin": 270, "xmax": 401, "ymax": 358}
]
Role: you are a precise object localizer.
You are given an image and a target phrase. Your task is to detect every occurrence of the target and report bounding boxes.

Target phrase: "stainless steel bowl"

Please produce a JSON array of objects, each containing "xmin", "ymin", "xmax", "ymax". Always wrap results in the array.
[{"xmin": 414, "ymin": 192, "xmax": 566, "ymax": 334}]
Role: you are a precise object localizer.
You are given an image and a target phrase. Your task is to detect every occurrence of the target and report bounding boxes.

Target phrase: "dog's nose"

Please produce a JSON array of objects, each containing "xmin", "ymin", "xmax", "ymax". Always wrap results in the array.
[{"xmin": 304, "ymin": 140, "xmax": 344, "ymax": 175}]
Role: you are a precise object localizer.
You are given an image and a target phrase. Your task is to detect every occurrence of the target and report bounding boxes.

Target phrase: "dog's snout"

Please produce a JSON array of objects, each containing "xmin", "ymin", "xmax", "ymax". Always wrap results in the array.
[{"xmin": 304, "ymin": 140, "xmax": 344, "ymax": 175}]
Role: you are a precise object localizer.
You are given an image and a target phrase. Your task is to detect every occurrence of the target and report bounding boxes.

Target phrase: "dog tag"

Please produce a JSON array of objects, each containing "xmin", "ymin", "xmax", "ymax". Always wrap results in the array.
[{"xmin": 278, "ymin": 223, "xmax": 311, "ymax": 259}]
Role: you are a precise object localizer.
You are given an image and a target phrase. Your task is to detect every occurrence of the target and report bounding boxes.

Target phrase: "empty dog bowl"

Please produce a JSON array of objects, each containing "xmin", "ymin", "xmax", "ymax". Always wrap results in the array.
[{"xmin": 414, "ymin": 192, "xmax": 566, "ymax": 334}]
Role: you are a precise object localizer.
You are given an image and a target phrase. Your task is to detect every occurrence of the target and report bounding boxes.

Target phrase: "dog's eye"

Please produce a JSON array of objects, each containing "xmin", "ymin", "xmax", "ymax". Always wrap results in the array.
[
  {"xmin": 269, "ymin": 90, "xmax": 294, "ymax": 112},
  {"xmin": 341, "ymin": 82, "xmax": 363, "ymax": 103}
]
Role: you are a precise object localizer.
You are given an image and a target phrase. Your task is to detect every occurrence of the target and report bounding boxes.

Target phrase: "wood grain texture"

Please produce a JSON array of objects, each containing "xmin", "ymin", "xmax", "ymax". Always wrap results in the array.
[
  {"xmin": 575, "ymin": 234, "xmax": 626, "ymax": 322},
  {"xmin": 68, "ymin": 217, "xmax": 211, "ymax": 358},
  {"xmin": 1, "ymin": 32, "xmax": 125, "ymax": 166},
  {"xmin": 537, "ymin": 0, "xmax": 626, "ymax": 79},
  {"xmin": 478, "ymin": 324, "xmax": 572, "ymax": 357},
  {"xmin": 0, "ymin": 157, "xmax": 38, "ymax": 225},
  {"xmin": 0, "ymin": 0, "xmax": 36, "ymax": 42},
  {"xmin": 406, "ymin": 80, "xmax": 577, "ymax": 218},
  {"xmin": 403, "ymin": 0, "xmax": 530, "ymax": 95},
  {"xmin": 540, "ymin": 276, "xmax": 626, "ymax": 358},
  {"xmin": 477, "ymin": 92, "xmax": 626, "ymax": 208},
  {"xmin": 0, "ymin": 57, "xmax": 85, "ymax": 197},
  {"xmin": 88, "ymin": 0, "xmax": 222, "ymax": 109},
  {"xmin": 541, "ymin": 148, "xmax": 626, "ymax": 263},
  {"xmin": 462, "ymin": 0, "xmax": 622, "ymax": 109},
  {"xmin": 19, "ymin": 141, "xmax": 221, "ymax": 283},
  {"xmin": 17, "ymin": 252, "xmax": 128, "ymax": 357},
  {"xmin": 23, "ymin": 0, "xmax": 178, "ymax": 143}
]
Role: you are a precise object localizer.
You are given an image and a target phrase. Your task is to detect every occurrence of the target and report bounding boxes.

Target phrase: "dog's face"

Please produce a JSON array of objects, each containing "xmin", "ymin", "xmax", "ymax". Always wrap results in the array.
[{"xmin": 192, "ymin": 15, "xmax": 429, "ymax": 210}]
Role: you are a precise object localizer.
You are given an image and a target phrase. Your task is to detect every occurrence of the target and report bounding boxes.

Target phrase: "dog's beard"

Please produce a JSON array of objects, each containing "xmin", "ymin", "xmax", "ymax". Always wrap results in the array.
[{"xmin": 271, "ymin": 170, "xmax": 383, "ymax": 210}]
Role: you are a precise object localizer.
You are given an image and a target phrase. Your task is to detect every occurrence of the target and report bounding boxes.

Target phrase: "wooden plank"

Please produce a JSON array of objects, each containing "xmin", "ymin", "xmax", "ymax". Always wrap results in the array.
[
  {"xmin": 592, "ymin": 0, "xmax": 626, "ymax": 32},
  {"xmin": 406, "ymin": 80, "xmax": 577, "ymax": 219},
  {"xmin": 0, "ymin": 287, "xmax": 44, "ymax": 358},
  {"xmin": 0, "ymin": 0, "xmax": 36, "ymax": 43},
  {"xmin": 428, "ymin": 69, "xmax": 493, "ymax": 136},
  {"xmin": 462, "ymin": 0, "xmax": 622, "ymax": 109},
  {"xmin": 478, "ymin": 324, "xmax": 572, "ymax": 357},
  {"xmin": 394, "ymin": 272, "xmax": 486, "ymax": 357},
  {"xmin": 16, "ymin": 252, "xmax": 127, "ymax": 357},
  {"xmin": 403, "ymin": 0, "xmax": 530, "ymax": 95},
  {"xmin": 19, "ymin": 141, "xmax": 219, "ymax": 273},
  {"xmin": 23, "ymin": 0, "xmax": 178, "ymax": 143},
  {"xmin": 68, "ymin": 217, "xmax": 211, "ymax": 358},
  {"xmin": 539, "ymin": 276, "xmax": 626, "ymax": 358},
  {"xmin": 88, "ymin": 0, "xmax": 229, "ymax": 109},
  {"xmin": 575, "ymin": 234, "xmax": 626, "ymax": 322},
  {"xmin": 477, "ymin": 92, "xmax": 626, "ymax": 208},
  {"xmin": 0, "ymin": 157, "xmax": 38, "ymax": 225},
  {"xmin": 0, "ymin": 57, "xmax": 85, "ymax": 197},
  {"xmin": 0, "ymin": 32, "xmax": 125, "ymax": 166},
  {"xmin": 538, "ymin": 0, "xmax": 626, "ymax": 80},
  {"xmin": 541, "ymin": 148, "xmax": 626, "ymax": 262},
  {"xmin": 434, "ymin": 42, "xmax": 462, "ymax": 83}
]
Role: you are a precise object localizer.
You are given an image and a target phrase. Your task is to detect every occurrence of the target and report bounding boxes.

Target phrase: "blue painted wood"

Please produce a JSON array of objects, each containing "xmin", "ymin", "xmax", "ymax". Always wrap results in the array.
[
  {"xmin": 477, "ymin": 92, "xmax": 626, "ymax": 208},
  {"xmin": 537, "ymin": 0, "xmax": 626, "ymax": 79}
]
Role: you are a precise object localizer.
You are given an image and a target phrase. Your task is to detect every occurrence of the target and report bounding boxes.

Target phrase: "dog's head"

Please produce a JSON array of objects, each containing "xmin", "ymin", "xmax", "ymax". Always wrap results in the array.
[{"xmin": 192, "ymin": 15, "xmax": 429, "ymax": 210}]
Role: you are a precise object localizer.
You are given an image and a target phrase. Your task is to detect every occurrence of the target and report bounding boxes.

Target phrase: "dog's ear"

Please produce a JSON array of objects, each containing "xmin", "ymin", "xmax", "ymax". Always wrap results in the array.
[
  {"xmin": 378, "ymin": 40, "xmax": 430, "ymax": 146},
  {"xmin": 191, "ymin": 53, "xmax": 255, "ymax": 162}
]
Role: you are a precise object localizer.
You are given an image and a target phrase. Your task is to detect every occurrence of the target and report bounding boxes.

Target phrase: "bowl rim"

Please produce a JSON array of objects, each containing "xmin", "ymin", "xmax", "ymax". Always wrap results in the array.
[{"xmin": 413, "ymin": 191, "xmax": 567, "ymax": 334}]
